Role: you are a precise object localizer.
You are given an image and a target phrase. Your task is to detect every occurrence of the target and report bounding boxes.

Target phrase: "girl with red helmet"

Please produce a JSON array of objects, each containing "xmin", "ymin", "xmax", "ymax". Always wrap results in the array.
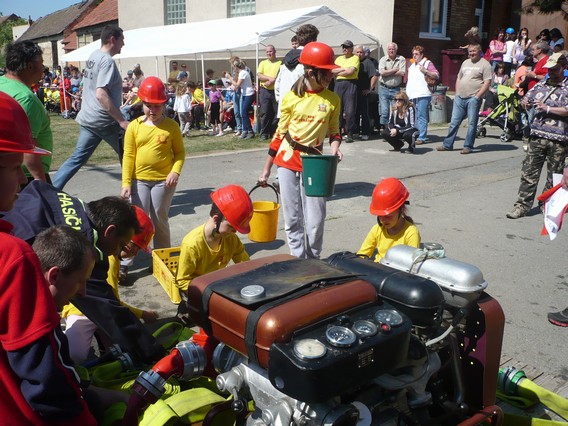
[
  {"xmin": 120, "ymin": 76, "xmax": 185, "ymax": 279},
  {"xmin": 357, "ymin": 177, "xmax": 421, "ymax": 262},
  {"xmin": 258, "ymin": 42, "xmax": 343, "ymax": 259}
]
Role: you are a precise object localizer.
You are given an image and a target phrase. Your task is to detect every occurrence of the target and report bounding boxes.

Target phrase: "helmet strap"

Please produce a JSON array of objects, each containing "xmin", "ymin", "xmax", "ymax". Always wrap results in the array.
[{"xmin": 213, "ymin": 213, "xmax": 224, "ymax": 236}]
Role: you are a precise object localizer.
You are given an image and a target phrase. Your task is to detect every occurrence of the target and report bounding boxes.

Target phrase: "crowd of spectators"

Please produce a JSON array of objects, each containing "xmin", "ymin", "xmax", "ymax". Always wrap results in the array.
[{"xmin": 1, "ymin": 16, "xmax": 568, "ymax": 425}]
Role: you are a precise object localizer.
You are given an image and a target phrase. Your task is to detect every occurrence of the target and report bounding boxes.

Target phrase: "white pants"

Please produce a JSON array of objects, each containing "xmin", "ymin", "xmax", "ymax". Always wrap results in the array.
[
  {"xmin": 131, "ymin": 179, "xmax": 176, "ymax": 249},
  {"xmin": 277, "ymin": 166, "xmax": 326, "ymax": 259},
  {"xmin": 178, "ymin": 112, "xmax": 191, "ymax": 134},
  {"xmin": 64, "ymin": 315, "xmax": 98, "ymax": 364}
]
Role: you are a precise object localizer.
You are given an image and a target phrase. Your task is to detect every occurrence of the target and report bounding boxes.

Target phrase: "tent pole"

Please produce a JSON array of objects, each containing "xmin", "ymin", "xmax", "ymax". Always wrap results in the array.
[
  {"xmin": 201, "ymin": 53, "xmax": 205, "ymax": 91},
  {"xmin": 194, "ymin": 54, "xmax": 199, "ymax": 82},
  {"xmin": 255, "ymin": 34, "xmax": 260, "ymax": 134}
]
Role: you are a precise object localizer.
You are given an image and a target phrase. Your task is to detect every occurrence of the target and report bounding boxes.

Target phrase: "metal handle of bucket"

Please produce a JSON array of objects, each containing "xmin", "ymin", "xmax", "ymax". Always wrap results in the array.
[{"xmin": 249, "ymin": 183, "xmax": 279, "ymax": 204}]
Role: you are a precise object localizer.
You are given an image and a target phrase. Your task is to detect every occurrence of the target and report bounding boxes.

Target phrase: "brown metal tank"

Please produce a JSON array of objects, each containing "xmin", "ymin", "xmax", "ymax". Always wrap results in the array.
[{"xmin": 186, "ymin": 255, "xmax": 378, "ymax": 368}]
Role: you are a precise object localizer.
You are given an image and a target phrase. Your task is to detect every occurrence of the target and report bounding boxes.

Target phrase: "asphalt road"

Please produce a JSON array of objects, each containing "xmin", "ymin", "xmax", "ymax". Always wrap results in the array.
[{"xmin": 60, "ymin": 123, "xmax": 568, "ymax": 381}]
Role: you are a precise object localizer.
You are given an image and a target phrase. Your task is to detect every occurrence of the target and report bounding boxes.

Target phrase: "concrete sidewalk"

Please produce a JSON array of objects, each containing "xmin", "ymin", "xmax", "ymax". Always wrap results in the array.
[{"xmin": 61, "ymin": 123, "xmax": 568, "ymax": 379}]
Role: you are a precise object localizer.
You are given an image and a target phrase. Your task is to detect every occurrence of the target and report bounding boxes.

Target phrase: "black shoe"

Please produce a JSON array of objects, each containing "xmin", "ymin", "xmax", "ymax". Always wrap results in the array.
[
  {"xmin": 408, "ymin": 139, "xmax": 416, "ymax": 154},
  {"xmin": 118, "ymin": 266, "xmax": 133, "ymax": 287},
  {"xmin": 177, "ymin": 300, "xmax": 189, "ymax": 316},
  {"xmin": 548, "ymin": 308, "xmax": 568, "ymax": 326},
  {"xmin": 391, "ymin": 140, "xmax": 404, "ymax": 151}
]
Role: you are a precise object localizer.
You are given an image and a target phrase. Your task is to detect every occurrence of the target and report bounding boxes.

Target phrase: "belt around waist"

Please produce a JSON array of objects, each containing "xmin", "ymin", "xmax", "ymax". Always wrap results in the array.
[
  {"xmin": 285, "ymin": 133, "xmax": 323, "ymax": 155},
  {"xmin": 380, "ymin": 83, "xmax": 400, "ymax": 89}
]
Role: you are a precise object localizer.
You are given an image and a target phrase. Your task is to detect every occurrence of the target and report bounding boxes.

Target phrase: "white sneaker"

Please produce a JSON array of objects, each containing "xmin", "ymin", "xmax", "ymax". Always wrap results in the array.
[
  {"xmin": 216, "ymin": 132, "xmax": 224, "ymax": 137},
  {"xmin": 361, "ymin": 135, "xmax": 369, "ymax": 141}
]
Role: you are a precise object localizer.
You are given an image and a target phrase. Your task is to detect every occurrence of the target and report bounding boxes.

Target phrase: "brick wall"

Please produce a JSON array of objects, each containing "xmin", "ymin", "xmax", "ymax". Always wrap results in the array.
[{"xmin": 392, "ymin": 0, "xmax": 512, "ymax": 90}]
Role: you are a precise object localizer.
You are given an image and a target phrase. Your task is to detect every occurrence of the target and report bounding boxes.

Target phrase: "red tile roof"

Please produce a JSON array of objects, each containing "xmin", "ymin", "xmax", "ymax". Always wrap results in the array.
[
  {"xmin": 63, "ymin": 32, "xmax": 78, "ymax": 50},
  {"xmin": 19, "ymin": 0, "xmax": 98, "ymax": 41},
  {"xmin": 72, "ymin": 0, "xmax": 118, "ymax": 30}
]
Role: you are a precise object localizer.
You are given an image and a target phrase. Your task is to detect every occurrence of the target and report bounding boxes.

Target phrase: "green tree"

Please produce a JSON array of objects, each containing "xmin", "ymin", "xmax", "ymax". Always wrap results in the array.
[
  {"xmin": 0, "ymin": 14, "xmax": 28, "ymax": 68},
  {"xmin": 521, "ymin": 0, "xmax": 568, "ymax": 20},
  {"xmin": 0, "ymin": 15, "xmax": 27, "ymax": 46}
]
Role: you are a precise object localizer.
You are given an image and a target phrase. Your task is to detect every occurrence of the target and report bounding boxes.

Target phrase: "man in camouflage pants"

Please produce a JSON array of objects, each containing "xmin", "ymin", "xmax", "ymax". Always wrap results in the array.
[{"xmin": 507, "ymin": 52, "xmax": 568, "ymax": 219}]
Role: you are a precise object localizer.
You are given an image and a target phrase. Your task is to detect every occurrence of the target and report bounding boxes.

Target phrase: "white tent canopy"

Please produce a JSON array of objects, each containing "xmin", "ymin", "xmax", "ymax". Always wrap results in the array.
[{"xmin": 62, "ymin": 5, "xmax": 379, "ymax": 63}]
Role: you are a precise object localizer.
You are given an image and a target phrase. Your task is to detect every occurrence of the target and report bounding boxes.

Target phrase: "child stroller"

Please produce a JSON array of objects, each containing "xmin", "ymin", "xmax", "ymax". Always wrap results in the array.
[{"xmin": 476, "ymin": 85, "xmax": 528, "ymax": 142}]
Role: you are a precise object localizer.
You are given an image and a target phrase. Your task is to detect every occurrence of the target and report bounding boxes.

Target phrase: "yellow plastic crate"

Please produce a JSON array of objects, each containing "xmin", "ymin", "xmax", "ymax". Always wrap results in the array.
[{"xmin": 152, "ymin": 247, "xmax": 182, "ymax": 304}]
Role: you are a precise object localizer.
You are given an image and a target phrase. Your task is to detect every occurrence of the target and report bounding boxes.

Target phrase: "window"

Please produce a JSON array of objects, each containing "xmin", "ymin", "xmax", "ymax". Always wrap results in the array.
[
  {"xmin": 77, "ymin": 33, "xmax": 88, "ymax": 48},
  {"xmin": 229, "ymin": 0, "xmax": 255, "ymax": 17},
  {"xmin": 166, "ymin": 0, "xmax": 186, "ymax": 25},
  {"xmin": 475, "ymin": 0, "xmax": 485, "ymax": 37},
  {"xmin": 420, "ymin": 0, "xmax": 448, "ymax": 38}
]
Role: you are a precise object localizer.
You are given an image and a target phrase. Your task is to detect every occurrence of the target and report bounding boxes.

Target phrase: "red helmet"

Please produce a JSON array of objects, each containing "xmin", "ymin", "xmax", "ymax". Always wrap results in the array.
[
  {"xmin": 0, "ymin": 92, "xmax": 50, "ymax": 155},
  {"xmin": 299, "ymin": 42, "xmax": 339, "ymax": 70},
  {"xmin": 132, "ymin": 206, "xmax": 155, "ymax": 253},
  {"xmin": 210, "ymin": 185, "xmax": 254, "ymax": 234},
  {"xmin": 370, "ymin": 178, "xmax": 409, "ymax": 216},
  {"xmin": 138, "ymin": 76, "xmax": 167, "ymax": 104}
]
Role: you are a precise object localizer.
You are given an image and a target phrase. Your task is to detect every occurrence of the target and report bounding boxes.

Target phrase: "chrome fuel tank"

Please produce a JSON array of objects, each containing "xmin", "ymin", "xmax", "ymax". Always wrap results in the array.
[{"xmin": 380, "ymin": 244, "xmax": 488, "ymax": 308}]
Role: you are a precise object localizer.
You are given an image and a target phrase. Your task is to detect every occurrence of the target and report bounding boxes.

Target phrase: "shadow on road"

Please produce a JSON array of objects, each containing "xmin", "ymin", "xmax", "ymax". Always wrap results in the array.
[
  {"xmin": 332, "ymin": 181, "xmax": 376, "ymax": 200},
  {"xmin": 171, "ymin": 187, "xmax": 215, "ymax": 216},
  {"xmin": 474, "ymin": 142, "xmax": 519, "ymax": 152},
  {"xmin": 245, "ymin": 239, "xmax": 287, "ymax": 256}
]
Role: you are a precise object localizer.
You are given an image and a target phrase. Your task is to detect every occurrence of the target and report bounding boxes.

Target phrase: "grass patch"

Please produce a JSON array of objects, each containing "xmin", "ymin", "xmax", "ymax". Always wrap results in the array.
[{"xmin": 49, "ymin": 113, "xmax": 269, "ymax": 170}]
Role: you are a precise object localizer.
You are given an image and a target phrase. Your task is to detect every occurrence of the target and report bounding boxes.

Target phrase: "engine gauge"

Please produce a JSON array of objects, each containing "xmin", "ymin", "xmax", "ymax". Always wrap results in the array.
[
  {"xmin": 353, "ymin": 320, "xmax": 378, "ymax": 337},
  {"xmin": 374, "ymin": 309, "xmax": 404, "ymax": 327},
  {"xmin": 293, "ymin": 339, "xmax": 327, "ymax": 360},
  {"xmin": 325, "ymin": 325, "xmax": 357, "ymax": 348}
]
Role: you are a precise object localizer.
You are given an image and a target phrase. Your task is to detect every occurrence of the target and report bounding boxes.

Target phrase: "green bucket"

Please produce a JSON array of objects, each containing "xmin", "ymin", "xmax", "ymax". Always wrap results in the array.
[{"xmin": 302, "ymin": 154, "xmax": 338, "ymax": 197}]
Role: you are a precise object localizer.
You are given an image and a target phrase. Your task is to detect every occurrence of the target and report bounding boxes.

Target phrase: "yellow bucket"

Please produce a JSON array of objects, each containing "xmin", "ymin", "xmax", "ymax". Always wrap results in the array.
[{"xmin": 248, "ymin": 183, "xmax": 280, "ymax": 242}]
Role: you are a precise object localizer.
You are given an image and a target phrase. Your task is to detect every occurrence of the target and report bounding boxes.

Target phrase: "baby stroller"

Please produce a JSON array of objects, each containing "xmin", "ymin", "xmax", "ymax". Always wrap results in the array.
[{"xmin": 476, "ymin": 85, "xmax": 528, "ymax": 142}]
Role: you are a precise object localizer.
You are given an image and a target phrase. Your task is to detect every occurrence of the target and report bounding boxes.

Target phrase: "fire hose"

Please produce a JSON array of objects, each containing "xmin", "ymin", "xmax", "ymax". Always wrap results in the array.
[
  {"xmin": 498, "ymin": 366, "xmax": 568, "ymax": 425},
  {"xmin": 122, "ymin": 339, "xmax": 206, "ymax": 426}
]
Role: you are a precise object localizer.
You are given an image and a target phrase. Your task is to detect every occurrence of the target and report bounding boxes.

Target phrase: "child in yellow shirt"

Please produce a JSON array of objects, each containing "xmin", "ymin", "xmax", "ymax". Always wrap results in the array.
[
  {"xmin": 176, "ymin": 184, "xmax": 254, "ymax": 292},
  {"xmin": 120, "ymin": 77, "xmax": 185, "ymax": 280},
  {"xmin": 358, "ymin": 177, "xmax": 421, "ymax": 262}
]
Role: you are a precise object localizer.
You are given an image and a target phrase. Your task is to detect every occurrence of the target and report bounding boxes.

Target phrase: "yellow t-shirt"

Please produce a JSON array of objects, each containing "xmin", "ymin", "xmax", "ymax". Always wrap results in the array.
[
  {"xmin": 357, "ymin": 220, "xmax": 421, "ymax": 262},
  {"xmin": 335, "ymin": 55, "xmax": 360, "ymax": 80},
  {"xmin": 258, "ymin": 59, "xmax": 282, "ymax": 89},
  {"xmin": 61, "ymin": 255, "xmax": 142, "ymax": 319},
  {"xmin": 191, "ymin": 88, "xmax": 204, "ymax": 105},
  {"xmin": 122, "ymin": 116, "xmax": 185, "ymax": 186},
  {"xmin": 271, "ymin": 88, "xmax": 341, "ymax": 172},
  {"xmin": 176, "ymin": 223, "xmax": 250, "ymax": 291}
]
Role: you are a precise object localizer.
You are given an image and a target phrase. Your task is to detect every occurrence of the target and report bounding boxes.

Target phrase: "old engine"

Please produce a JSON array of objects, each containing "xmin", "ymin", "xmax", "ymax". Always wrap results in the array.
[{"xmin": 155, "ymin": 245, "xmax": 505, "ymax": 425}]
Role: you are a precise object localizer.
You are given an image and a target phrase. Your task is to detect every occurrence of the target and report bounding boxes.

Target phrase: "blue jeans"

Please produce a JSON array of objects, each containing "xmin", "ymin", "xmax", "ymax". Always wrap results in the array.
[
  {"xmin": 240, "ymin": 94, "xmax": 254, "ymax": 133},
  {"xmin": 412, "ymin": 96, "xmax": 431, "ymax": 141},
  {"xmin": 379, "ymin": 85, "xmax": 401, "ymax": 125},
  {"xmin": 443, "ymin": 95, "xmax": 482, "ymax": 150},
  {"xmin": 233, "ymin": 91, "xmax": 242, "ymax": 132},
  {"xmin": 53, "ymin": 124, "xmax": 121, "ymax": 189}
]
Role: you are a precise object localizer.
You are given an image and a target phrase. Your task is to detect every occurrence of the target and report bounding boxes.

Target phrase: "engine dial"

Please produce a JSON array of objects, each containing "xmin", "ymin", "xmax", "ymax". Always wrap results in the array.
[
  {"xmin": 353, "ymin": 320, "xmax": 378, "ymax": 337},
  {"xmin": 374, "ymin": 309, "xmax": 404, "ymax": 327},
  {"xmin": 325, "ymin": 325, "xmax": 357, "ymax": 348},
  {"xmin": 293, "ymin": 339, "xmax": 327, "ymax": 360}
]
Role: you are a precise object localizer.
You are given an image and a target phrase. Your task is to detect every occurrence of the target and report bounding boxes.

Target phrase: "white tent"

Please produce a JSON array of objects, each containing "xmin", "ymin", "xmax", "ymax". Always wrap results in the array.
[{"xmin": 62, "ymin": 5, "xmax": 379, "ymax": 63}]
